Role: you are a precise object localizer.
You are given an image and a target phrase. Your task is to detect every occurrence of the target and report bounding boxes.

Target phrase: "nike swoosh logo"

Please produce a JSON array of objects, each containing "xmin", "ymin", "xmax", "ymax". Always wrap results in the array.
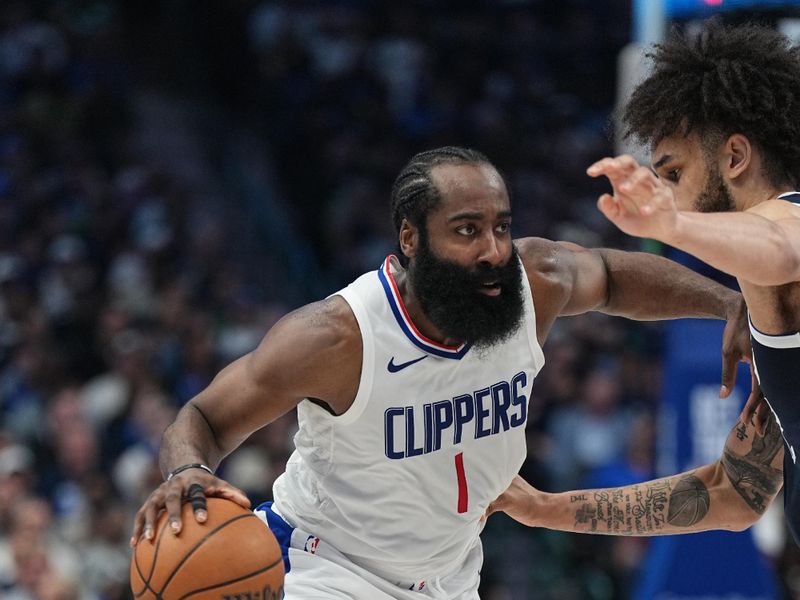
[{"xmin": 387, "ymin": 355, "xmax": 428, "ymax": 373}]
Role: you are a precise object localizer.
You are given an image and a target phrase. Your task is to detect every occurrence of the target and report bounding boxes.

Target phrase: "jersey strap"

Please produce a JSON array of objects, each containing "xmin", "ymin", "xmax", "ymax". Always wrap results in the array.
[
  {"xmin": 777, "ymin": 190, "xmax": 800, "ymax": 205},
  {"xmin": 377, "ymin": 255, "xmax": 471, "ymax": 359},
  {"xmin": 749, "ymin": 315, "xmax": 800, "ymax": 349}
]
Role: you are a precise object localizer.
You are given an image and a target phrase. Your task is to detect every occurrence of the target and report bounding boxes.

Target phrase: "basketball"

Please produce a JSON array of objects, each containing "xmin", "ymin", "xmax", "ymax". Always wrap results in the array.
[{"xmin": 130, "ymin": 497, "xmax": 284, "ymax": 600}]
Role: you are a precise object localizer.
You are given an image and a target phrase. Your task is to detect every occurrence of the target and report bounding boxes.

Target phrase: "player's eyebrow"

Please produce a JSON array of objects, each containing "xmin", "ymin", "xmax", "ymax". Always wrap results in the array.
[
  {"xmin": 652, "ymin": 154, "xmax": 673, "ymax": 170},
  {"xmin": 448, "ymin": 210, "xmax": 512, "ymax": 222}
]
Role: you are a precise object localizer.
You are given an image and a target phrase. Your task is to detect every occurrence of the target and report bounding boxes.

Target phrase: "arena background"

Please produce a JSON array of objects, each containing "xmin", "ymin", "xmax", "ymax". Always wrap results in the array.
[{"xmin": 1, "ymin": 1, "xmax": 800, "ymax": 598}]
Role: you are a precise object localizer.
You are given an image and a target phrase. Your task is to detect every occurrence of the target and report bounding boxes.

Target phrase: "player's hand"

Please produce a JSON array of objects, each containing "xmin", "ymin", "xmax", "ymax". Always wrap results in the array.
[
  {"xmin": 587, "ymin": 155, "xmax": 679, "ymax": 241},
  {"xmin": 742, "ymin": 363, "xmax": 770, "ymax": 436},
  {"xmin": 485, "ymin": 475, "xmax": 541, "ymax": 527},
  {"xmin": 130, "ymin": 471, "xmax": 250, "ymax": 547},
  {"xmin": 720, "ymin": 296, "xmax": 753, "ymax": 401}
]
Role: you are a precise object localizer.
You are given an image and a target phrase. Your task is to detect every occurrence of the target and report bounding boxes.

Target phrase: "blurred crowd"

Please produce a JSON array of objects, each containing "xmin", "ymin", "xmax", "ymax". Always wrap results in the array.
[{"xmin": 0, "ymin": 1, "xmax": 796, "ymax": 599}]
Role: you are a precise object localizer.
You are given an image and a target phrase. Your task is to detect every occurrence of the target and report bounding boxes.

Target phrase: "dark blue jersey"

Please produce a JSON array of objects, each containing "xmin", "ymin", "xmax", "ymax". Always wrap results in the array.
[
  {"xmin": 748, "ymin": 191, "xmax": 800, "ymax": 542},
  {"xmin": 751, "ymin": 321, "xmax": 800, "ymax": 543}
]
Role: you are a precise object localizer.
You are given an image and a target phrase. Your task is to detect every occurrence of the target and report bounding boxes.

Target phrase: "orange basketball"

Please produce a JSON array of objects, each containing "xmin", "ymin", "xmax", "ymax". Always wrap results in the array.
[{"xmin": 130, "ymin": 497, "xmax": 284, "ymax": 600}]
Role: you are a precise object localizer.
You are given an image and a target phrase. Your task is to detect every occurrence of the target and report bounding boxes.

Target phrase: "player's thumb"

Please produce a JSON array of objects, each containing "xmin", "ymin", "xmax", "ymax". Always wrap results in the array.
[{"xmin": 596, "ymin": 194, "xmax": 617, "ymax": 220}]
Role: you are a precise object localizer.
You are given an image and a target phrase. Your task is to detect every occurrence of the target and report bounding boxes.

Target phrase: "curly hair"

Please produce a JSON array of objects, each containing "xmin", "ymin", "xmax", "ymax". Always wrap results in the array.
[
  {"xmin": 624, "ymin": 20, "xmax": 800, "ymax": 187},
  {"xmin": 390, "ymin": 146, "xmax": 498, "ymax": 265}
]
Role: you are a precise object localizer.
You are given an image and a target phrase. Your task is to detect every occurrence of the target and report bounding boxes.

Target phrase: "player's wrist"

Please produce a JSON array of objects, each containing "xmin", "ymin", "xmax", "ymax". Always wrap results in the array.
[
  {"xmin": 660, "ymin": 210, "xmax": 688, "ymax": 246},
  {"xmin": 524, "ymin": 488, "xmax": 552, "ymax": 527},
  {"xmin": 165, "ymin": 463, "xmax": 214, "ymax": 481}
]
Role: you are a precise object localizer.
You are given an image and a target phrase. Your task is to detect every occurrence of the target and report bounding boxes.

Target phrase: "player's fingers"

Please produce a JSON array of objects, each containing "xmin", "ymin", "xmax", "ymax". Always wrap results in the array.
[
  {"xmin": 755, "ymin": 398, "xmax": 770, "ymax": 436},
  {"xmin": 614, "ymin": 154, "xmax": 639, "ymax": 172},
  {"xmin": 210, "ymin": 484, "xmax": 252, "ymax": 509},
  {"xmin": 619, "ymin": 166, "xmax": 654, "ymax": 195},
  {"xmin": 596, "ymin": 193, "xmax": 618, "ymax": 219},
  {"xmin": 719, "ymin": 352, "xmax": 739, "ymax": 399},
  {"xmin": 186, "ymin": 483, "xmax": 208, "ymax": 523},
  {"xmin": 640, "ymin": 204, "xmax": 656, "ymax": 216},
  {"xmin": 742, "ymin": 387, "xmax": 760, "ymax": 422},
  {"xmin": 587, "ymin": 157, "xmax": 616, "ymax": 177},
  {"xmin": 587, "ymin": 155, "xmax": 636, "ymax": 179},
  {"xmin": 141, "ymin": 501, "xmax": 160, "ymax": 543},
  {"xmin": 165, "ymin": 484, "xmax": 184, "ymax": 535},
  {"xmin": 130, "ymin": 507, "xmax": 146, "ymax": 547}
]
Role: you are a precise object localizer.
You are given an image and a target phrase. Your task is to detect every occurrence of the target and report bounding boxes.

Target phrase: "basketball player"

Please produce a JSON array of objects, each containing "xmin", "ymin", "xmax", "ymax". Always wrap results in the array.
[
  {"xmin": 490, "ymin": 22, "xmax": 800, "ymax": 543},
  {"xmin": 131, "ymin": 147, "xmax": 752, "ymax": 599}
]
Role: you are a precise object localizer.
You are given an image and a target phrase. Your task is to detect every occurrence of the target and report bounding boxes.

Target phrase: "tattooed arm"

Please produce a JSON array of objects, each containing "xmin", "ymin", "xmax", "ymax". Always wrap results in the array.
[{"xmin": 490, "ymin": 402, "xmax": 784, "ymax": 535}]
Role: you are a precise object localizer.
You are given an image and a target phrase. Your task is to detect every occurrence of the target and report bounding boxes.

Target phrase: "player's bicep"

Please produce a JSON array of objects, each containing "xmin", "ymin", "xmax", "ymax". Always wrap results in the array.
[
  {"xmin": 186, "ymin": 337, "xmax": 304, "ymax": 454},
  {"xmin": 720, "ymin": 402, "xmax": 784, "ymax": 515},
  {"xmin": 556, "ymin": 242, "xmax": 609, "ymax": 315},
  {"xmin": 189, "ymin": 297, "xmax": 360, "ymax": 452}
]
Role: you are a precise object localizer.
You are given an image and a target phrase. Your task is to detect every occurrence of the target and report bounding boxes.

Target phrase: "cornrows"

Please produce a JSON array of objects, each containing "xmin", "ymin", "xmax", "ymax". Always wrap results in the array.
[{"xmin": 390, "ymin": 147, "xmax": 491, "ymax": 266}]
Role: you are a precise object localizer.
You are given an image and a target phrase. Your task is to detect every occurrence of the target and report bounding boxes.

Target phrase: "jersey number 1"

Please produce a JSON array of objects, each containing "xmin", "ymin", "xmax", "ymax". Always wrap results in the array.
[{"xmin": 455, "ymin": 452, "xmax": 468, "ymax": 513}]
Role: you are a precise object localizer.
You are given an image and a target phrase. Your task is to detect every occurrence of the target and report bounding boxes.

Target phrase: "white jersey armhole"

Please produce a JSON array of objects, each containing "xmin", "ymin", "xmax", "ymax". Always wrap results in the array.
[{"xmin": 520, "ymin": 258, "xmax": 546, "ymax": 372}]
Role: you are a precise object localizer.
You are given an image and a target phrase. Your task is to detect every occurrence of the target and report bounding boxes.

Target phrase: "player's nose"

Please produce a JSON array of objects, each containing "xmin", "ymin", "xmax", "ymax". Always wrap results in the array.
[{"xmin": 477, "ymin": 231, "xmax": 505, "ymax": 267}]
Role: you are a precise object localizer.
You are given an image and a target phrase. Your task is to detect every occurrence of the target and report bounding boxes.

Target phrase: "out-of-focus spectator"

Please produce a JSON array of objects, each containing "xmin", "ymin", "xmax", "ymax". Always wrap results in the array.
[{"xmin": 547, "ymin": 360, "xmax": 636, "ymax": 490}]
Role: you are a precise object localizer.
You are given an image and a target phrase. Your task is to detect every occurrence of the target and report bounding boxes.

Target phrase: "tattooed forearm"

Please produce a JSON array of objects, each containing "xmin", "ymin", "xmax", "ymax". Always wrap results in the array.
[
  {"xmin": 722, "ymin": 411, "xmax": 783, "ymax": 515},
  {"xmin": 570, "ymin": 474, "xmax": 712, "ymax": 536},
  {"xmin": 735, "ymin": 422, "xmax": 748, "ymax": 441},
  {"xmin": 572, "ymin": 480, "xmax": 673, "ymax": 535}
]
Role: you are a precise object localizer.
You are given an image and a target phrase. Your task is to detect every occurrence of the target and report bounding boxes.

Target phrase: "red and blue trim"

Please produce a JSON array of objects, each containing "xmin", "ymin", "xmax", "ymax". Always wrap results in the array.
[{"xmin": 378, "ymin": 256, "xmax": 470, "ymax": 360}]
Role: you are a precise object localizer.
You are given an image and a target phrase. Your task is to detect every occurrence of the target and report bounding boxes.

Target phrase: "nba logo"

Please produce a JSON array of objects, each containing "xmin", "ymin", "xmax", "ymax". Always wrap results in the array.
[{"xmin": 304, "ymin": 535, "xmax": 320, "ymax": 554}]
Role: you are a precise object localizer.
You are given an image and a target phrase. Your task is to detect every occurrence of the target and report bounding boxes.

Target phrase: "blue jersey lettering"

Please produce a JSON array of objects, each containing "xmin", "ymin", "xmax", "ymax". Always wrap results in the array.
[{"xmin": 384, "ymin": 372, "xmax": 529, "ymax": 459}]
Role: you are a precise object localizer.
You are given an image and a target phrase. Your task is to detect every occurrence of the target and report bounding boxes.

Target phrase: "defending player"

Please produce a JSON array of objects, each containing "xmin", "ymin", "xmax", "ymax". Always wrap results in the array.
[
  {"xmin": 491, "ymin": 22, "xmax": 800, "ymax": 545},
  {"xmin": 131, "ymin": 147, "xmax": 751, "ymax": 599}
]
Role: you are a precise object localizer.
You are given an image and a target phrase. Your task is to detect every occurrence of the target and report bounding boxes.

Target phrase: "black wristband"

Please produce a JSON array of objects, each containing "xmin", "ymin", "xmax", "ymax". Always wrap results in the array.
[{"xmin": 166, "ymin": 463, "xmax": 213, "ymax": 481}]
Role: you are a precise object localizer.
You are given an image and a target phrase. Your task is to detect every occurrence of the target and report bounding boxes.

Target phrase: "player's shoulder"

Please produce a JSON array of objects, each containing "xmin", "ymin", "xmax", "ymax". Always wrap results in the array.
[
  {"xmin": 275, "ymin": 295, "xmax": 360, "ymax": 348},
  {"xmin": 515, "ymin": 236, "xmax": 584, "ymax": 283},
  {"xmin": 747, "ymin": 197, "xmax": 800, "ymax": 220},
  {"xmin": 515, "ymin": 236, "xmax": 561, "ymax": 270},
  {"xmin": 251, "ymin": 295, "xmax": 362, "ymax": 413}
]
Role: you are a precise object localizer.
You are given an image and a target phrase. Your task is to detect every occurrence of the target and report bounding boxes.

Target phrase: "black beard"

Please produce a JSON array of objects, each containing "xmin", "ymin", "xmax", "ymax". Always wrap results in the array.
[
  {"xmin": 696, "ymin": 165, "xmax": 735, "ymax": 213},
  {"xmin": 408, "ymin": 232, "xmax": 525, "ymax": 351}
]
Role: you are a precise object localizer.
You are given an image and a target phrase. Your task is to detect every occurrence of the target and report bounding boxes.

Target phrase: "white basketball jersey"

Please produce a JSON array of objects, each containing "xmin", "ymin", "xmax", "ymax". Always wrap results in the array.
[{"xmin": 272, "ymin": 255, "xmax": 545, "ymax": 584}]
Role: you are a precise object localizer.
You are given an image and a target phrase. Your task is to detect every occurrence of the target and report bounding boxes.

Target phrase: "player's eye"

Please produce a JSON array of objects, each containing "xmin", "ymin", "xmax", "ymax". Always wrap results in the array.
[
  {"xmin": 457, "ymin": 224, "xmax": 476, "ymax": 236},
  {"xmin": 665, "ymin": 168, "xmax": 681, "ymax": 183},
  {"xmin": 495, "ymin": 222, "xmax": 510, "ymax": 234}
]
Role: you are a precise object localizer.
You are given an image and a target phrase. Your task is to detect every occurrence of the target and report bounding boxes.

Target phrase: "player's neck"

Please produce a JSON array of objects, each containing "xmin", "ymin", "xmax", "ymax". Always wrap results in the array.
[
  {"xmin": 733, "ymin": 179, "xmax": 793, "ymax": 211},
  {"xmin": 731, "ymin": 155, "xmax": 794, "ymax": 210}
]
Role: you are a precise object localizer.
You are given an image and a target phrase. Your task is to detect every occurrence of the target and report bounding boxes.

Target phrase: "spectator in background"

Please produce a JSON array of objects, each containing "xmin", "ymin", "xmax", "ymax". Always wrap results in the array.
[{"xmin": 547, "ymin": 360, "xmax": 636, "ymax": 490}]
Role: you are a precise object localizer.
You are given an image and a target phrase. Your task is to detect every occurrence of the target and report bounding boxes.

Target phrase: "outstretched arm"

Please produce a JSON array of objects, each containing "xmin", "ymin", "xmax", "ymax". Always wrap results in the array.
[
  {"xmin": 519, "ymin": 237, "xmax": 750, "ymax": 397},
  {"xmin": 659, "ymin": 210, "xmax": 800, "ymax": 286},
  {"xmin": 588, "ymin": 155, "xmax": 800, "ymax": 286},
  {"xmin": 489, "ymin": 401, "xmax": 783, "ymax": 535}
]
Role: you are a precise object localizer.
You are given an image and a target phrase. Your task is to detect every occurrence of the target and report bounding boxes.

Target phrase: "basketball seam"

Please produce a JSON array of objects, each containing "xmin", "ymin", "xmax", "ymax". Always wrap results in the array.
[
  {"xmin": 177, "ymin": 558, "xmax": 284, "ymax": 599},
  {"xmin": 132, "ymin": 517, "xmax": 171, "ymax": 598},
  {"xmin": 159, "ymin": 513, "xmax": 261, "ymax": 595}
]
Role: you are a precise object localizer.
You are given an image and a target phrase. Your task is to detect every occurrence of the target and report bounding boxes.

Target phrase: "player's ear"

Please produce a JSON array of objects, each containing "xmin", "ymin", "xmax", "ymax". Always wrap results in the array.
[
  {"xmin": 399, "ymin": 219, "xmax": 419, "ymax": 261},
  {"xmin": 722, "ymin": 133, "xmax": 753, "ymax": 181}
]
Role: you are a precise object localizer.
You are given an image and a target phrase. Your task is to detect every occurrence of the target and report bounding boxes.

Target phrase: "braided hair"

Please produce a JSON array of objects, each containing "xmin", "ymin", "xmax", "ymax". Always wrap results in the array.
[
  {"xmin": 390, "ymin": 146, "xmax": 494, "ymax": 265},
  {"xmin": 624, "ymin": 20, "xmax": 800, "ymax": 187}
]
